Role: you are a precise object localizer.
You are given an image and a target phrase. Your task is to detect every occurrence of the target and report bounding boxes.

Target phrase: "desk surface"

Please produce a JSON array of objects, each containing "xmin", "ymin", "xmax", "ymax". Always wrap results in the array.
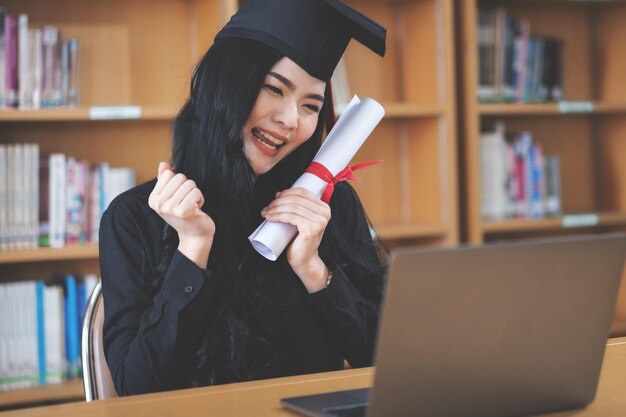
[{"xmin": 3, "ymin": 337, "xmax": 626, "ymax": 417}]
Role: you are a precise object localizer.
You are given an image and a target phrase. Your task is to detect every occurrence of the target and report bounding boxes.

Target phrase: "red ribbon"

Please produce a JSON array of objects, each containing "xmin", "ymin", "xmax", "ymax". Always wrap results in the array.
[{"xmin": 305, "ymin": 160, "xmax": 383, "ymax": 203}]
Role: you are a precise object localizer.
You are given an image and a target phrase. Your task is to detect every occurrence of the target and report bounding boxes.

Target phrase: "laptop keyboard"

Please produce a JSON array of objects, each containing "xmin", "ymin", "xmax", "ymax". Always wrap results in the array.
[{"xmin": 323, "ymin": 403, "xmax": 368, "ymax": 417}]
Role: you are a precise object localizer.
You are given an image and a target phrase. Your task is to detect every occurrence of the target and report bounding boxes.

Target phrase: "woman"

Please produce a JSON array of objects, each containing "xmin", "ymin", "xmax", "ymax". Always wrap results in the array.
[{"xmin": 100, "ymin": 0, "xmax": 388, "ymax": 395}]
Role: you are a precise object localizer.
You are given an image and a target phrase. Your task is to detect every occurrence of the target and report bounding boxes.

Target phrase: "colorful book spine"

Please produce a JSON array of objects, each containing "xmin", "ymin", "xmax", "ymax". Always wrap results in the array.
[{"xmin": 63, "ymin": 275, "xmax": 79, "ymax": 380}]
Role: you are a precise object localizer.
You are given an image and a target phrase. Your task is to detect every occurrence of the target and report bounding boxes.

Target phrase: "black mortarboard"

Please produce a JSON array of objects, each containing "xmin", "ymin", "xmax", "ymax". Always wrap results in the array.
[{"xmin": 214, "ymin": 0, "xmax": 386, "ymax": 81}]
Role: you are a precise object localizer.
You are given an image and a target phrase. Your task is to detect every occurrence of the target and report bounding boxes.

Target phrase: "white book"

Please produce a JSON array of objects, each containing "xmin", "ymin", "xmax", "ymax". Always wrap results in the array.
[
  {"xmin": 65, "ymin": 157, "xmax": 80, "ymax": 245},
  {"xmin": 12, "ymin": 283, "xmax": 26, "ymax": 389},
  {"xmin": 24, "ymin": 281, "xmax": 38, "ymax": 387},
  {"xmin": 41, "ymin": 26, "xmax": 61, "ymax": 108},
  {"xmin": 480, "ymin": 122, "xmax": 507, "ymax": 220},
  {"xmin": 3, "ymin": 283, "xmax": 13, "ymax": 391},
  {"xmin": 105, "ymin": 166, "xmax": 135, "ymax": 210},
  {"xmin": 30, "ymin": 28, "xmax": 43, "ymax": 109},
  {"xmin": 49, "ymin": 153, "xmax": 67, "ymax": 248},
  {"xmin": 0, "ymin": 145, "xmax": 7, "ymax": 251},
  {"xmin": 14, "ymin": 283, "xmax": 26, "ymax": 388},
  {"xmin": 44, "ymin": 285, "xmax": 66, "ymax": 384},
  {"xmin": 30, "ymin": 144, "xmax": 40, "ymax": 248},
  {"xmin": 6, "ymin": 145, "xmax": 15, "ymax": 250},
  {"xmin": 0, "ymin": 284, "xmax": 7, "ymax": 391},
  {"xmin": 89, "ymin": 165, "xmax": 102, "ymax": 243},
  {"xmin": 22, "ymin": 144, "xmax": 32, "ymax": 249},
  {"xmin": 18, "ymin": 14, "xmax": 32, "ymax": 109},
  {"xmin": 14, "ymin": 144, "xmax": 26, "ymax": 250}
]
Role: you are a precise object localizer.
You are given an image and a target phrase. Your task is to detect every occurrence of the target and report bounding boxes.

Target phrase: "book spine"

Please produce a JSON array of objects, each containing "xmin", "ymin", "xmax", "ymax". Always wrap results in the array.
[
  {"xmin": 0, "ymin": 145, "xmax": 7, "ymax": 251},
  {"xmin": 36, "ymin": 281, "xmax": 46, "ymax": 385},
  {"xmin": 41, "ymin": 26, "xmax": 59, "ymax": 108},
  {"xmin": 18, "ymin": 14, "xmax": 32, "ymax": 109},
  {"xmin": 30, "ymin": 28, "xmax": 43, "ymax": 109},
  {"xmin": 63, "ymin": 276, "xmax": 79, "ymax": 380},
  {"xmin": 0, "ymin": 7, "xmax": 6, "ymax": 108},
  {"xmin": 4, "ymin": 14, "xmax": 17, "ymax": 107},
  {"xmin": 49, "ymin": 153, "xmax": 67, "ymax": 248},
  {"xmin": 64, "ymin": 38, "xmax": 80, "ymax": 106}
]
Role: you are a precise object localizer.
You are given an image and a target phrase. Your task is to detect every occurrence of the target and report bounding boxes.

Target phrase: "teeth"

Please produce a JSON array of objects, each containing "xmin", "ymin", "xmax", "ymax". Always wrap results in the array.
[
  {"xmin": 256, "ymin": 137, "xmax": 277, "ymax": 150},
  {"xmin": 255, "ymin": 128, "xmax": 285, "ymax": 146}
]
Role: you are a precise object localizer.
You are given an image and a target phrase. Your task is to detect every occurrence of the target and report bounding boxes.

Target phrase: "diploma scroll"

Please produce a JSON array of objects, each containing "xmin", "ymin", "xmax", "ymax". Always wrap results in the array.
[{"xmin": 249, "ymin": 95, "xmax": 385, "ymax": 261}]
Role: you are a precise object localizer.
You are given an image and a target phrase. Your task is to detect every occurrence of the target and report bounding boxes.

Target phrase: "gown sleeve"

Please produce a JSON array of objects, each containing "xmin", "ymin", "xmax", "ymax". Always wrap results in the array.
[
  {"xmin": 306, "ymin": 183, "xmax": 386, "ymax": 368},
  {"xmin": 99, "ymin": 194, "xmax": 220, "ymax": 395}
]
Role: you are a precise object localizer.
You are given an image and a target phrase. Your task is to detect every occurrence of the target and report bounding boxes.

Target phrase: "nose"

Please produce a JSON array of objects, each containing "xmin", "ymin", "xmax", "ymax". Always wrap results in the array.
[{"xmin": 273, "ymin": 100, "xmax": 298, "ymax": 130}]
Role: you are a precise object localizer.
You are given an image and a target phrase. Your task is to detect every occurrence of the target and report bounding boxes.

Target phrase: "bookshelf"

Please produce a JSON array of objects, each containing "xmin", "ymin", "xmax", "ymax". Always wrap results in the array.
[
  {"xmin": 0, "ymin": 0, "xmax": 459, "ymax": 407},
  {"xmin": 0, "ymin": 0, "xmax": 237, "ymax": 408},
  {"xmin": 343, "ymin": 0, "xmax": 459, "ymax": 247},
  {"xmin": 458, "ymin": 0, "xmax": 626, "ymax": 243},
  {"xmin": 457, "ymin": 0, "xmax": 626, "ymax": 336}
]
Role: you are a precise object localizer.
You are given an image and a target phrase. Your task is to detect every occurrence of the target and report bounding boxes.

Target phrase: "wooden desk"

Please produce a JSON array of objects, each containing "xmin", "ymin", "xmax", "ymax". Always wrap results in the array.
[{"xmin": 3, "ymin": 338, "xmax": 626, "ymax": 417}]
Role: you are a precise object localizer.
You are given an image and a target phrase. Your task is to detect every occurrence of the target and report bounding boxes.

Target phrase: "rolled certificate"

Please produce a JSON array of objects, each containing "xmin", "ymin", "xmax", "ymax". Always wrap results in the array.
[{"xmin": 249, "ymin": 95, "xmax": 385, "ymax": 261}]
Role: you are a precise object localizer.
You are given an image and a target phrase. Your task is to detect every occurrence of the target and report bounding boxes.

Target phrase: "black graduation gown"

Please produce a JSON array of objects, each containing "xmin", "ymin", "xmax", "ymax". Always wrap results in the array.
[{"xmin": 99, "ymin": 179, "xmax": 384, "ymax": 396}]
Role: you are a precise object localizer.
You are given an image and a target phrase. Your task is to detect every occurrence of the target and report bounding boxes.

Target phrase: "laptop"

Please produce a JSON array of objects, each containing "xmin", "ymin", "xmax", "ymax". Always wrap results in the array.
[{"xmin": 282, "ymin": 234, "xmax": 626, "ymax": 417}]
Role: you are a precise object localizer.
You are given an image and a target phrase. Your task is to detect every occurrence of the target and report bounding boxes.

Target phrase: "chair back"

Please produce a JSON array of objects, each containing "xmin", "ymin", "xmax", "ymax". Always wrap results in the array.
[{"xmin": 81, "ymin": 280, "xmax": 118, "ymax": 401}]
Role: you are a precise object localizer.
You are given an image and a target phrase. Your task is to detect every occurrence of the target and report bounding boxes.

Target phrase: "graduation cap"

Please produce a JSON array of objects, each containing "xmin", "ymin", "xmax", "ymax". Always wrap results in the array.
[{"xmin": 215, "ymin": 0, "xmax": 386, "ymax": 81}]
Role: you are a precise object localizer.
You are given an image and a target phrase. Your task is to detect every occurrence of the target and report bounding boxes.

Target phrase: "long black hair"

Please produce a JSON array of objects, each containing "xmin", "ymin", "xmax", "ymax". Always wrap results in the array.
[{"xmin": 154, "ymin": 38, "xmax": 386, "ymax": 387}]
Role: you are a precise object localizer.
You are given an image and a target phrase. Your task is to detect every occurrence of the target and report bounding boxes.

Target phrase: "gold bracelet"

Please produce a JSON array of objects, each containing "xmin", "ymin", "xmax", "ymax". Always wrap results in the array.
[{"xmin": 326, "ymin": 267, "xmax": 334, "ymax": 287}]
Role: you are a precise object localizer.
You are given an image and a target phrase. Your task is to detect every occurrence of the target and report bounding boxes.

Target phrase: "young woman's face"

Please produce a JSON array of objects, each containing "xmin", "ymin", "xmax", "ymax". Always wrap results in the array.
[{"xmin": 242, "ymin": 57, "xmax": 326, "ymax": 176}]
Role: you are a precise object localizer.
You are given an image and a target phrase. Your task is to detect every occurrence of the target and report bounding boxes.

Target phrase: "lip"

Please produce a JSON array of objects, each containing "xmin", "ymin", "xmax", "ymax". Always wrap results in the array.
[
  {"xmin": 250, "ymin": 128, "xmax": 286, "ymax": 157},
  {"xmin": 256, "ymin": 128, "xmax": 288, "ymax": 143}
]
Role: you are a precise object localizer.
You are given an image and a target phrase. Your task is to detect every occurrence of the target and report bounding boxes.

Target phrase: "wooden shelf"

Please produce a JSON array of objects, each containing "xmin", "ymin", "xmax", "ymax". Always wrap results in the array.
[
  {"xmin": 0, "ymin": 380, "xmax": 83, "ymax": 409},
  {"xmin": 479, "ymin": 101, "xmax": 626, "ymax": 116},
  {"xmin": 483, "ymin": 212, "xmax": 626, "ymax": 235},
  {"xmin": 382, "ymin": 103, "xmax": 446, "ymax": 118},
  {"xmin": 0, "ymin": 106, "xmax": 179, "ymax": 122},
  {"xmin": 377, "ymin": 223, "xmax": 446, "ymax": 240},
  {"xmin": 0, "ymin": 245, "xmax": 99, "ymax": 264}
]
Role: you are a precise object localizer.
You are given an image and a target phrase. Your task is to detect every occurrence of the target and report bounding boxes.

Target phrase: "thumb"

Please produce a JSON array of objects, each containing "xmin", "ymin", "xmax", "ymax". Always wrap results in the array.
[{"xmin": 158, "ymin": 161, "xmax": 172, "ymax": 177}]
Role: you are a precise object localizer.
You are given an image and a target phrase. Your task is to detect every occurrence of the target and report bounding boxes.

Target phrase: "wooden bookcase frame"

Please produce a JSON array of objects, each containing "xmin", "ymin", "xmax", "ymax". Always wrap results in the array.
[
  {"xmin": 457, "ymin": 0, "xmax": 626, "ymax": 336},
  {"xmin": 0, "ymin": 0, "xmax": 459, "ymax": 407}
]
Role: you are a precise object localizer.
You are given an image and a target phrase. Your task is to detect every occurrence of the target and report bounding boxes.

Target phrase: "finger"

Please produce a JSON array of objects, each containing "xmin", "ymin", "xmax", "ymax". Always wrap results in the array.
[
  {"xmin": 181, "ymin": 188, "xmax": 205, "ymax": 210},
  {"xmin": 160, "ymin": 173, "xmax": 189, "ymax": 201},
  {"xmin": 165, "ymin": 179, "xmax": 198, "ymax": 209},
  {"xmin": 152, "ymin": 168, "xmax": 176, "ymax": 196},
  {"xmin": 263, "ymin": 210, "xmax": 327, "ymax": 236},
  {"xmin": 275, "ymin": 187, "xmax": 318, "ymax": 201},
  {"xmin": 263, "ymin": 201, "xmax": 329, "ymax": 227},
  {"xmin": 265, "ymin": 194, "xmax": 330, "ymax": 219},
  {"xmin": 158, "ymin": 161, "xmax": 172, "ymax": 177}
]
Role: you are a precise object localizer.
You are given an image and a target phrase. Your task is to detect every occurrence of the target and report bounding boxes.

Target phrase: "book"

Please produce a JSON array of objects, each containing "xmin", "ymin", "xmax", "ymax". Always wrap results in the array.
[
  {"xmin": 480, "ymin": 122, "xmax": 508, "ymax": 219},
  {"xmin": 41, "ymin": 26, "xmax": 62, "ymax": 108},
  {"xmin": 0, "ymin": 145, "xmax": 7, "ymax": 250},
  {"xmin": 62, "ymin": 275, "xmax": 80, "ymax": 380},
  {"xmin": 44, "ymin": 284, "xmax": 66, "ymax": 384},
  {"xmin": 64, "ymin": 38, "xmax": 79, "ymax": 107},
  {"xmin": 544, "ymin": 155, "xmax": 561, "ymax": 216},
  {"xmin": 49, "ymin": 153, "xmax": 67, "ymax": 248},
  {"xmin": 18, "ymin": 14, "xmax": 33, "ymax": 109},
  {"xmin": 0, "ymin": 7, "xmax": 6, "ymax": 107},
  {"xmin": 4, "ymin": 14, "xmax": 18, "ymax": 107}
]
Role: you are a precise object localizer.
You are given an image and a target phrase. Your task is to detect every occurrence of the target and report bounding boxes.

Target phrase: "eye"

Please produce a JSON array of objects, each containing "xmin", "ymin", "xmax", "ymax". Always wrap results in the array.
[
  {"xmin": 303, "ymin": 104, "xmax": 321, "ymax": 114},
  {"xmin": 263, "ymin": 84, "xmax": 283, "ymax": 96}
]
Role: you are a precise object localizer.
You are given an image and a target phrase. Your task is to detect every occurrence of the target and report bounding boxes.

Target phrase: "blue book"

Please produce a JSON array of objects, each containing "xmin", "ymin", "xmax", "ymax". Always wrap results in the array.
[
  {"xmin": 35, "ymin": 281, "xmax": 47, "ymax": 385},
  {"xmin": 64, "ymin": 275, "xmax": 79, "ymax": 379},
  {"xmin": 76, "ymin": 280, "xmax": 87, "ymax": 377}
]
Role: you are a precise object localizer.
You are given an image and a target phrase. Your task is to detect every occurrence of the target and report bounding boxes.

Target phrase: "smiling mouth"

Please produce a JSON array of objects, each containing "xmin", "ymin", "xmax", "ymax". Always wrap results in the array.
[{"xmin": 253, "ymin": 128, "xmax": 286, "ymax": 151}]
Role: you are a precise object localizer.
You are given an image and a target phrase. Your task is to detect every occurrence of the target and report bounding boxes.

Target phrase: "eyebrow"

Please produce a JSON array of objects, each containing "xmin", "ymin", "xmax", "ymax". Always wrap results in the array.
[{"xmin": 268, "ymin": 71, "xmax": 325, "ymax": 103}]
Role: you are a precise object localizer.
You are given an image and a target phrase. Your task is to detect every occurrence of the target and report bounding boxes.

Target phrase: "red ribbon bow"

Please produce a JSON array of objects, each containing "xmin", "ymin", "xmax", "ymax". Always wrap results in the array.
[{"xmin": 305, "ymin": 160, "xmax": 383, "ymax": 203}]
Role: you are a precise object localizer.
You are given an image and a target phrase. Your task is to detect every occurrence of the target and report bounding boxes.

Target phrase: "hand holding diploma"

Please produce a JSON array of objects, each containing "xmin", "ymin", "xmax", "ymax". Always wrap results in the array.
[{"xmin": 249, "ymin": 96, "xmax": 385, "ymax": 261}]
